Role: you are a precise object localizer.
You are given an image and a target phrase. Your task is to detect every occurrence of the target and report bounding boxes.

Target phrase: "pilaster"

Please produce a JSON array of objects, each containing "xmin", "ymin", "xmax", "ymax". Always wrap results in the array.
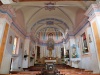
[
  {"xmin": 0, "ymin": 12, "xmax": 13, "ymax": 74},
  {"xmin": 85, "ymin": 3, "xmax": 100, "ymax": 73},
  {"xmin": 22, "ymin": 37, "xmax": 30, "ymax": 68}
]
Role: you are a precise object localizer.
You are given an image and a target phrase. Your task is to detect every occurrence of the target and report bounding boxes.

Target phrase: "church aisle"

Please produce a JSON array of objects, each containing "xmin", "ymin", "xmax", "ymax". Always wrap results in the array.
[{"xmin": 7, "ymin": 65, "xmax": 100, "ymax": 75}]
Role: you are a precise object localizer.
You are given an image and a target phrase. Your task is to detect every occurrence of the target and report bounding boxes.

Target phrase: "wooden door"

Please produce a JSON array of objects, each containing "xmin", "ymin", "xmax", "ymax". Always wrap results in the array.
[
  {"xmin": 61, "ymin": 48, "xmax": 64, "ymax": 58},
  {"xmin": 37, "ymin": 46, "xmax": 40, "ymax": 59}
]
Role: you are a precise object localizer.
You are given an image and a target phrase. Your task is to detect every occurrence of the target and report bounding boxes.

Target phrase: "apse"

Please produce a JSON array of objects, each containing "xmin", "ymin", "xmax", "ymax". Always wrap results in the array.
[{"xmin": 36, "ymin": 27, "xmax": 63, "ymax": 44}]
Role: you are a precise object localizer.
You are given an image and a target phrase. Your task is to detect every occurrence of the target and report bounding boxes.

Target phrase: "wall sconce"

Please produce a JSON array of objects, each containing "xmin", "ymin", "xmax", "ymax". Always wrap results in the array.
[{"xmin": 24, "ymin": 50, "xmax": 28, "ymax": 60}]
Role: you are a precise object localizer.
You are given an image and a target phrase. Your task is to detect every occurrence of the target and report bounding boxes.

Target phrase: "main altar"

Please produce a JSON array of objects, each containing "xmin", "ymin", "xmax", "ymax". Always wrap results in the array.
[
  {"xmin": 44, "ymin": 57, "xmax": 57, "ymax": 63},
  {"xmin": 45, "ymin": 38, "xmax": 57, "ymax": 63},
  {"xmin": 36, "ymin": 38, "xmax": 60, "ymax": 64}
]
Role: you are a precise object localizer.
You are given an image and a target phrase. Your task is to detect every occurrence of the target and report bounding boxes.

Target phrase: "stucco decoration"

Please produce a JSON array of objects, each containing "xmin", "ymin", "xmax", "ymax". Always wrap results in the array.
[
  {"xmin": 0, "ymin": 5, "xmax": 16, "ymax": 17},
  {"xmin": 0, "ymin": 5, "xmax": 16, "ymax": 24}
]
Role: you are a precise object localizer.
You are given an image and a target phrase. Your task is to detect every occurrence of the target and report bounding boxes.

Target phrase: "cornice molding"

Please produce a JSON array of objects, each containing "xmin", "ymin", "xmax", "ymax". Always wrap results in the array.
[
  {"xmin": 0, "ymin": 12, "xmax": 12, "ymax": 24},
  {"xmin": 85, "ymin": 3, "xmax": 100, "ymax": 22}
]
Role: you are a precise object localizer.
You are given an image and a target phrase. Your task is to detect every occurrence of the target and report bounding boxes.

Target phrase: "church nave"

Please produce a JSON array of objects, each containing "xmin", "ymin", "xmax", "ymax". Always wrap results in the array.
[{"xmin": 0, "ymin": 0, "xmax": 100, "ymax": 75}]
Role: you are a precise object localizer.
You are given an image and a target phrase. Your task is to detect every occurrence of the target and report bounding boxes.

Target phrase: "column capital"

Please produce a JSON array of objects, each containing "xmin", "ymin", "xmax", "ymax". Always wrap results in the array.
[
  {"xmin": 0, "ymin": 5, "xmax": 16, "ymax": 24},
  {"xmin": 0, "ymin": 5, "xmax": 16, "ymax": 17},
  {"xmin": 85, "ymin": 3, "xmax": 100, "ymax": 22},
  {"xmin": 0, "ymin": 13, "xmax": 12, "ymax": 25}
]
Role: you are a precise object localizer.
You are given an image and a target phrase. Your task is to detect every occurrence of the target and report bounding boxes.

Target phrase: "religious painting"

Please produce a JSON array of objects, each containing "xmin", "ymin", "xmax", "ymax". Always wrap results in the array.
[
  {"xmin": 9, "ymin": 36, "xmax": 12, "ymax": 44},
  {"xmin": 47, "ymin": 38, "xmax": 54, "ymax": 50},
  {"xmin": 81, "ymin": 32, "xmax": 89, "ymax": 54},
  {"xmin": 72, "ymin": 44, "xmax": 78, "ymax": 58}
]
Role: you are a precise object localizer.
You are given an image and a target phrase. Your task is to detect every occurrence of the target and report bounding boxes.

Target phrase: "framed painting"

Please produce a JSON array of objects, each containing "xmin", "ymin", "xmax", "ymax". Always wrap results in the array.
[{"xmin": 81, "ymin": 32, "xmax": 89, "ymax": 54}]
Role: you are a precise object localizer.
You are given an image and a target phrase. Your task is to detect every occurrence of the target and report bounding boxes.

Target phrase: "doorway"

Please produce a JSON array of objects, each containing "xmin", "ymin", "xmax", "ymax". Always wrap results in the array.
[
  {"xmin": 37, "ymin": 46, "xmax": 40, "ymax": 59},
  {"xmin": 61, "ymin": 48, "xmax": 64, "ymax": 58},
  {"xmin": 10, "ymin": 58, "xmax": 14, "ymax": 71}
]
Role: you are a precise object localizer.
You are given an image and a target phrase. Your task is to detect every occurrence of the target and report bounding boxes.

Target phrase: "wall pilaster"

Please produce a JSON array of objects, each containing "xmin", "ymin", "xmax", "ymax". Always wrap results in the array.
[
  {"xmin": 85, "ymin": 3, "xmax": 100, "ymax": 72},
  {"xmin": 22, "ymin": 37, "xmax": 30, "ymax": 68}
]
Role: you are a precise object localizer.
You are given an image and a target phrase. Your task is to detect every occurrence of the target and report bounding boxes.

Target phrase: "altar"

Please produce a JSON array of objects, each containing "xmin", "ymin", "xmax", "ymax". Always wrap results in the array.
[
  {"xmin": 45, "ymin": 60, "xmax": 56, "ymax": 63},
  {"xmin": 44, "ymin": 38, "xmax": 57, "ymax": 63},
  {"xmin": 44, "ymin": 57, "xmax": 57, "ymax": 63}
]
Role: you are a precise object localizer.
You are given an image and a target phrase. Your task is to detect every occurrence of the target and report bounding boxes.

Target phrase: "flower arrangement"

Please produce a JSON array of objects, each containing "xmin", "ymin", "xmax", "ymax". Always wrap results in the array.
[{"xmin": 72, "ymin": 52, "xmax": 77, "ymax": 58}]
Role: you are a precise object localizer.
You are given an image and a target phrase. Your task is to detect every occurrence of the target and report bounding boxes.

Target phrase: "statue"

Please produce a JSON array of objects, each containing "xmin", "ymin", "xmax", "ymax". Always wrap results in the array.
[
  {"xmin": 49, "ymin": 49, "xmax": 52, "ymax": 57},
  {"xmin": 72, "ymin": 44, "xmax": 78, "ymax": 58}
]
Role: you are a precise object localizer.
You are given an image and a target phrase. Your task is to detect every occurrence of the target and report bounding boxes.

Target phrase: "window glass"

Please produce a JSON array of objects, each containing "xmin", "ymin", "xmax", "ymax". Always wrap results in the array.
[{"xmin": 12, "ymin": 36, "xmax": 19, "ymax": 54}]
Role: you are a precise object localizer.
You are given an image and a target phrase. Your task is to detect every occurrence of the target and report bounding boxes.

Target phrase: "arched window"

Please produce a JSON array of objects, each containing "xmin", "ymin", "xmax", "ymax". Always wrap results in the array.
[{"xmin": 12, "ymin": 36, "xmax": 19, "ymax": 55}]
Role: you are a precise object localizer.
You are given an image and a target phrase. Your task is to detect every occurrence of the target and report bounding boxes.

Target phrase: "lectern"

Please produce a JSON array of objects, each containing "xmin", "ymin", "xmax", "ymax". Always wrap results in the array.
[{"xmin": 45, "ymin": 63, "xmax": 55, "ymax": 71}]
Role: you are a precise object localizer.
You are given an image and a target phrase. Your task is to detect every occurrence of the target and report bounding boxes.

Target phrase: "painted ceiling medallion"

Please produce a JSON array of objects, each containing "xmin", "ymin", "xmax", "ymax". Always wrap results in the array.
[
  {"xmin": 46, "ymin": 21, "xmax": 54, "ymax": 25},
  {"xmin": 45, "ymin": 2, "xmax": 56, "ymax": 11}
]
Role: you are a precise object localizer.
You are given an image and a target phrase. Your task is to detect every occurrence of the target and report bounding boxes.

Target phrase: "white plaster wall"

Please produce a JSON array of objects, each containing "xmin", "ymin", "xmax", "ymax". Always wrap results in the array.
[
  {"xmin": 57, "ymin": 45, "xmax": 61, "ymax": 58},
  {"xmin": 29, "ymin": 42, "xmax": 35, "ymax": 67},
  {"xmin": 0, "ymin": 18, "xmax": 6, "ymax": 46},
  {"xmin": 75, "ymin": 24, "xmax": 99, "ymax": 73},
  {"xmin": 0, "ymin": 28, "xmax": 14, "ymax": 74},
  {"xmin": 12, "ymin": 57, "xmax": 19, "ymax": 70},
  {"xmin": 94, "ymin": 16, "xmax": 100, "ymax": 71},
  {"xmin": 66, "ymin": 41, "xmax": 70, "ymax": 49},
  {"xmin": 0, "ymin": 26, "xmax": 25, "ymax": 74},
  {"xmin": 22, "ymin": 38, "xmax": 30, "ymax": 68},
  {"xmin": 11, "ymin": 28, "xmax": 25, "ymax": 71},
  {"xmin": 17, "ymin": 38, "xmax": 24, "ymax": 69},
  {"xmin": 85, "ymin": 26, "xmax": 99, "ymax": 73}
]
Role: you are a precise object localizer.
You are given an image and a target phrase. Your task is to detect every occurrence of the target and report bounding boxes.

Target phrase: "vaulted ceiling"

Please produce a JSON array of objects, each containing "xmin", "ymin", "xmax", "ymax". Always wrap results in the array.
[{"xmin": 0, "ymin": 0, "xmax": 96, "ymax": 41}]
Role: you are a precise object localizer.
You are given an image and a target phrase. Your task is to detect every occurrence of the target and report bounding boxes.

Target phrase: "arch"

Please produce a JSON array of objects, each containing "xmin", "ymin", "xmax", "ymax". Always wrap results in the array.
[
  {"xmin": 31, "ymin": 18, "xmax": 69, "ymax": 31},
  {"xmin": 34, "ymin": 26, "xmax": 65, "ymax": 38}
]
